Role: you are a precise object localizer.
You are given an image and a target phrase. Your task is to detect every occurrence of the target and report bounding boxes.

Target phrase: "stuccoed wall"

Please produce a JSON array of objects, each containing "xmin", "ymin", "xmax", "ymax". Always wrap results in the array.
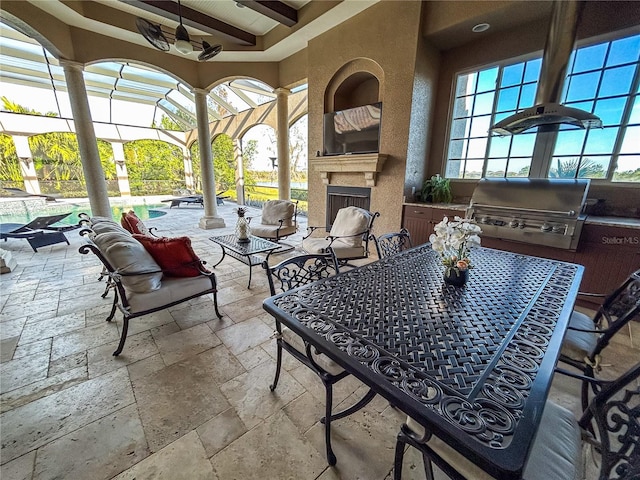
[{"xmin": 306, "ymin": 1, "xmax": 427, "ymax": 236}]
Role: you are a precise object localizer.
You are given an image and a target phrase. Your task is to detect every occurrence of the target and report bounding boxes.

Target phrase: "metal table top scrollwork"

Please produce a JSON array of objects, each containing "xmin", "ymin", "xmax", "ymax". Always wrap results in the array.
[{"xmin": 262, "ymin": 245, "xmax": 584, "ymax": 479}]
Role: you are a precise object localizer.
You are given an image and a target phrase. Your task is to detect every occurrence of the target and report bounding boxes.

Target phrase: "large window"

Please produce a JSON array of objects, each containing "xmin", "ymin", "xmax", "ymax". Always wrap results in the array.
[{"xmin": 445, "ymin": 32, "xmax": 640, "ymax": 182}]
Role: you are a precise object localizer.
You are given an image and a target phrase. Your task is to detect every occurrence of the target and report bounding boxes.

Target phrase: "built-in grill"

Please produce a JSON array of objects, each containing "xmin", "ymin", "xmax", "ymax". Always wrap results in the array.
[{"xmin": 467, "ymin": 178, "xmax": 590, "ymax": 250}]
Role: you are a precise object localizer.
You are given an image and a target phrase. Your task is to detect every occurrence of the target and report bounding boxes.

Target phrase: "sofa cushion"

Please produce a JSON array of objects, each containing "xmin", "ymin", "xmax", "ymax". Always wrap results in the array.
[
  {"xmin": 329, "ymin": 207, "xmax": 370, "ymax": 248},
  {"xmin": 133, "ymin": 235, "xmax": 208, "ymax": 277},
  {"xmin": 261, "ymin": 200, "xmax": 295, "ymax": 226},
  {"xmin": 90, "ymin": 215, "xmax": 118, "ymax": 225},
  {"xmin": 91, "ymin": 221, "xmax": 130, "ymax": 236},
  {"xmin": 121, "ymin": 210, "xmax": 151, "ymax": 236},
  {"xmin": 126, "ymin": 275, "xmax": 215, "ymax": 314},
  {"xmin": 92, "ymin": 231, "xmax": 162, "ymax": 293}
]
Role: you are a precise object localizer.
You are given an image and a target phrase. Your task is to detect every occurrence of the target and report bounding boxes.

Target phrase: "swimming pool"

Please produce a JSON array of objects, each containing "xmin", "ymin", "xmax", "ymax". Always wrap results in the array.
[{"xmin": 0, "ymin": 202, "xmax": 167, "ymax": 226}]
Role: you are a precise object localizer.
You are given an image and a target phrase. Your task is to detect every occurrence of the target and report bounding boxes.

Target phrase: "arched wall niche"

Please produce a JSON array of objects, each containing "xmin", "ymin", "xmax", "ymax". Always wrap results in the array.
[{"xmin": 324, "ymin": 58, "xmax": 384, "ymax": 113}]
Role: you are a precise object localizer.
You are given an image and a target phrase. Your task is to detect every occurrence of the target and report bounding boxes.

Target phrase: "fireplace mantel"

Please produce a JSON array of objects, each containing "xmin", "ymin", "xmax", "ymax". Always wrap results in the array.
[{"xmin": 311, "ymin": 153, "xmax": 388, "ymax": 187}]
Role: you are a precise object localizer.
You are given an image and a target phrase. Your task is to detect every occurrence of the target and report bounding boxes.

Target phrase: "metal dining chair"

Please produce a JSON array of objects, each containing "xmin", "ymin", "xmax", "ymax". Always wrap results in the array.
[
  {"xmin": 393, "ymin": 361, "xmax": 640, "ymax": 480},
  {"xmin": 262, "ymin": 251, "xmax": 377, "ymax": 466},
  {"xmin": 371, "ymin": 228, "xmax": 412, "ymax": 259},
  {"xmin": 558, "ymin": 269, "xmax": 640, "ymax": 409}
]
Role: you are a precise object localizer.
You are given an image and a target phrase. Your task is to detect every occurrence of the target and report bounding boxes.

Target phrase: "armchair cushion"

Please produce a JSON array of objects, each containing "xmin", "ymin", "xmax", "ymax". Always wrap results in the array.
[
  {"xmin": 121, "ymin": 210, "xmax": 151, "ymax": 236},
  {"xmin": 92, "ymin": 231, "xmax": 163, "ymax": 293},
  {"xmin": 261, "ymin": 200, "xmax": 295, "ymax": 226},
  {"xmin": 133, "ymin": 235, "xmax": 208, "ymax": 278},
  {"xmin": 251, "ymin": 224, "xmax": 297, "ymax": 239},
  {"xmin": 301, "ymin": 238, "xmax": 365, "ymax": 259},
  {"xmin": 126, "ymin": 275, "xmax": 214, "ymax": 314},
  {"xmin": 329, "ymin": 206, "xmax": 370, "ymax": 248}
]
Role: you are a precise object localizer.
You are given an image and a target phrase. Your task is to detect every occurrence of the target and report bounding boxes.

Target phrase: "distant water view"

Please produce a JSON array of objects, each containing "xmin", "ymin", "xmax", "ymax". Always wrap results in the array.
[{"xmin": 255, "ymin": 182, "xmax": 308, "ymax": 189}]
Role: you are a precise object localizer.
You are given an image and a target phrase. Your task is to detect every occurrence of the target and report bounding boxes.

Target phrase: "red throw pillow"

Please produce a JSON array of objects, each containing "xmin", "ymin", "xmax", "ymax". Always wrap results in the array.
[
  {"xmin": 133, "ymin": 235, "xmax": 208, "ymax": 277},
  {"xmin": 121, "ymin": 211, "xmax": 150, "ymax": 236}
]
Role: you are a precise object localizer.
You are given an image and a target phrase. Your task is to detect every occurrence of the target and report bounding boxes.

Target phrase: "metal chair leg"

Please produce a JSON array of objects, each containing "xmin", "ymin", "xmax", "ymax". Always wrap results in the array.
[
  {"xmin": 394, "ymin": 434, "xmax": 406, "ymax": 480},
  {"xmin": 113, "ymin": 316, "xmax": 129, "ymax": 356},
  {"xmin": 270, "ymin": 340, "xmax": 283, "ymax": 391}
]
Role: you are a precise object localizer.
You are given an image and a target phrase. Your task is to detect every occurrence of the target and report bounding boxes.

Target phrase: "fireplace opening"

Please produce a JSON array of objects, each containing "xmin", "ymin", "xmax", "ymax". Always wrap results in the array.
[{"xmin": 326, "ymin": 186, "xmax": 371, "ymax": 229}]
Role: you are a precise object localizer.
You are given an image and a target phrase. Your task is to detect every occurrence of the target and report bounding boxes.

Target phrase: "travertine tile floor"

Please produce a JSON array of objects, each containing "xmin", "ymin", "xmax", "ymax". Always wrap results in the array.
[{"xmin": 0, "ymin": 200, "xmax": 637, "ymax": 480}]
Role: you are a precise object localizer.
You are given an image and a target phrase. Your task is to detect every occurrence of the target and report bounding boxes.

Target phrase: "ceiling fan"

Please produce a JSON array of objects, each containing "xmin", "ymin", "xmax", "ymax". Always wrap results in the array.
[{"xmin": 135, "ymin": 0, "xmax": 223, "ymax": 61}]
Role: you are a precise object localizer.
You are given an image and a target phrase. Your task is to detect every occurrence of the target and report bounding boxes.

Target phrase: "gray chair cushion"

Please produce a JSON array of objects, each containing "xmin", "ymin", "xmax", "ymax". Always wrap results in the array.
[
  {"xmin": 561, "ymin": 310, "xmax": 598, "ymax": 360},
  {"xmin": 404, "ymin": 400, "xmax": 582, "ymax": 480}
]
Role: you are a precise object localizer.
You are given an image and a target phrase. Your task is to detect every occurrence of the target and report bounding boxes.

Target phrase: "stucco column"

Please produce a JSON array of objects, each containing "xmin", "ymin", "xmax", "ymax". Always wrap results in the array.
[
  {"xmin": 233, "ymin": 139, "xmax": 245, "ymax": 205},
  {"xmin": 193, "ymin": 88, "xmax": 225, "ymax": 229},
  {"xmin": 182, "ymin": 146, "xmax": 195, "ymax": 191},
  {"xmin": 110, "ymin": 142, "xmax": 131, "ymax": 197},
  {"xmin": 275, "ymin": 88, "xmax": 291, "ymax": 200},
  {"xmin": 61, "ymin": 60, "xmax": 110, "ymax": 217},
  {"xmin": 12, "ymin": 135, "xmax": 40, "ymax": 194}
]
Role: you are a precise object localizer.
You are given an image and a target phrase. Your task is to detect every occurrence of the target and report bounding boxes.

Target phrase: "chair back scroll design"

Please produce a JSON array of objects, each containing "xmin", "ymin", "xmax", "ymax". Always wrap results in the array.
[
  {"xmin": 579, "ymin": 362, "xmax": 640, "ymax": 480},
  {"xmin": 371, "ymin": 228, "xmax": 412, "ymax": 259},
  {"xmin": 264, "ymin": 251, "xmax": 339, "ymax": 296}
]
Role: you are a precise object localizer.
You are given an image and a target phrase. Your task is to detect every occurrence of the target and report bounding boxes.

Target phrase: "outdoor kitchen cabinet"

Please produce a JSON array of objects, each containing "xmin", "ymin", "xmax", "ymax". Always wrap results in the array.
[
  {"xmin": 401, "ymin": 204, "xmax": 465, "ymax": 245},
  {"xmin": 573, "ymin": 223, "xmax": 640, "ymax": 306}
]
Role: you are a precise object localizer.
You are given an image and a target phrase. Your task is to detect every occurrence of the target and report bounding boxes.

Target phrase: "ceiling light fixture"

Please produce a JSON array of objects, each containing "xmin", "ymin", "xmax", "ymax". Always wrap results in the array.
[
  {"xmin": 174, "ymin": 0, "xmax": 193, "ymax": 55},
  {"xmin": 135, "ymin": 1, "xmax": 223, "ymax": 62},
  {"xmin": 472, "ymin": 23, "xmax": 490, "ymax": 33}
]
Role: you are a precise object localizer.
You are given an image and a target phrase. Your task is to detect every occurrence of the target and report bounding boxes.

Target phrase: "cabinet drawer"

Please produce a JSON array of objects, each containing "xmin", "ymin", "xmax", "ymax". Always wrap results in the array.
[{"xmin": 403, "ymin": 205, "xmax": 432, "ymax": 220}]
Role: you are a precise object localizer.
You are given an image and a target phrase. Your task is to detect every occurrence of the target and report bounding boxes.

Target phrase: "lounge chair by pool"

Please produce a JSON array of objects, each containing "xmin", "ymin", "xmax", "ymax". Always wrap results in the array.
[{"xmin": 0, "ymin": 213, "xmax": 79, "ymax": 251}]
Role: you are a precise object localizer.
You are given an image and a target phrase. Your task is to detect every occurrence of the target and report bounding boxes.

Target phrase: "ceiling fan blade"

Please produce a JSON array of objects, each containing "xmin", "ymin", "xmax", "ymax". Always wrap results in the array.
[
  {"xmin": 198, "ymin": 41, "xmax": 223, "ymax": 61},
  {"xmin": 135, "ymin": 17, "xmax": 170, "ymax": 52}
]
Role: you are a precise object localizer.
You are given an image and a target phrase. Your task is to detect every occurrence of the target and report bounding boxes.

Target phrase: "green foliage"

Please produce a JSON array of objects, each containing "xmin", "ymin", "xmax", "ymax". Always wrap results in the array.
[
  {"xmin": 0, "ymin": 133, "xmax": 22, "ymax": 182},
  {"xmin": 419, "ymin": 174, "xmax": 453, "ymax": 203},
  {"xmin": 124, "ymin": 140, "xmax": 184, "ymax": 194},
  {"xmin": 613, "ymin": 168, "xmax": 640, "ymax": 182},
  {"xmin": 549, "ymin": 158, "xmax": 605, "ymax": 179}
]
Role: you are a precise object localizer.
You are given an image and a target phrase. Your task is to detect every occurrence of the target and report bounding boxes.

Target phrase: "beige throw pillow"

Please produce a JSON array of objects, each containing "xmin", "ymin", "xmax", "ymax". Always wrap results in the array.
[
  {"xmin": 93, "ymin": 231, "xmax": 162, "ymax": 293},
  {"xmin": 329, "ymin": 207, "xmax": 370, "ymax": 248},
  {"xmin": 261, "ymin": 200, "xmax": 295, "ymax": 227}
]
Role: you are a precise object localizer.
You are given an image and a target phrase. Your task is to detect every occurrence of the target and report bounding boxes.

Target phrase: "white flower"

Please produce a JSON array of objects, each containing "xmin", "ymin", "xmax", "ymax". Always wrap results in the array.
[{"xmin": 429, "ymin": 215, "xmax": 482, "ymax": 270}]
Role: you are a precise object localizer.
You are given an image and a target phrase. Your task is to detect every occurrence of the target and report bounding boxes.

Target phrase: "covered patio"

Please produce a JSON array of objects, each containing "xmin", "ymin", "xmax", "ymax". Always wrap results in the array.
[{"xmin": 1, "ymin": 200, "xmax": 633, "ymax": 480}]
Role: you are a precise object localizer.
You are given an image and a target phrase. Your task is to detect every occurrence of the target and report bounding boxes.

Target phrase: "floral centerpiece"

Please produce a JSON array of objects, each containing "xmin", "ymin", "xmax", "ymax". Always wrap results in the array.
[{"xmin": 429, "ymin": 216, "xmax": 482, "ymax": 286}]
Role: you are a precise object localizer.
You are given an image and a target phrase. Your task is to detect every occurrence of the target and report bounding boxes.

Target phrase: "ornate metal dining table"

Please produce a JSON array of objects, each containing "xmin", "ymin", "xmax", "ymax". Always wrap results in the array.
[{"xmin": 262, "ymin": 244, "xmax": 584, "ymax": 479}]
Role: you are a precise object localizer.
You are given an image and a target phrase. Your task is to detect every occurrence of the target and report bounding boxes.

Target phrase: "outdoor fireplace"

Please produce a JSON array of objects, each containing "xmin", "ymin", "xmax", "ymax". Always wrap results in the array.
[{"xmin": 326, "ymin": 186, "xmax": 371, "ymax": 229}]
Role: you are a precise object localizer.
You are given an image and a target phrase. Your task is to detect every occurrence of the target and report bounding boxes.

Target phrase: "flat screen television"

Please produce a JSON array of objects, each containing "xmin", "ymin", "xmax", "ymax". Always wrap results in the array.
[{"xmin": 323, "ymin": 102, "xmax": 382, "ymax": 155}]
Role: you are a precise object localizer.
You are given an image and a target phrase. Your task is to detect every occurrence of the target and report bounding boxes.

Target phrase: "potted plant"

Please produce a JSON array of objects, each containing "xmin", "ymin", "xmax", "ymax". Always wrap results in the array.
[{"xmin": 419, "ymin": 174, "xmax": 453, "ymax": 203}]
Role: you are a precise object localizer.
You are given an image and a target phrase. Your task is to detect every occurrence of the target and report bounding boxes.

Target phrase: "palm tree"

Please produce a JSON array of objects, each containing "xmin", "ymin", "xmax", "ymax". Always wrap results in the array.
[{"xmin": 549, "ymin": 158, "xmax": 605, "ymax": 178}]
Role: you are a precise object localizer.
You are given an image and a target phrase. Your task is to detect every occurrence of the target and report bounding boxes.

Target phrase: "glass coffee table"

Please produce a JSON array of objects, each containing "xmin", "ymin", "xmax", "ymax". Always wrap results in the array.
[{"xmin": 209, "ymin": 234, "xmax": 281, "ymax": 288}]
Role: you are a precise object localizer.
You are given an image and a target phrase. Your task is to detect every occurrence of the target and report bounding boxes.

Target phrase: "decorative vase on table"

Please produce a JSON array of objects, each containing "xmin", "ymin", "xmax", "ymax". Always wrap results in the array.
[
  {"xmin": 429, "ymin": 215, "xmax": 482, "ymax": 288},
  {"xmin": 235, "ymin": 207, "xmax": 251, "ymax": 243},
  {"xmin": 443, "ymin": 267, "xmax": 469, "ymax": 287}
]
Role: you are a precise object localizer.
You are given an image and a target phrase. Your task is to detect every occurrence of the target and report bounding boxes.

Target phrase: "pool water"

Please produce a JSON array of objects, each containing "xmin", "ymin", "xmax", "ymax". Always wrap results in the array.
[{"xmin": 0, "ymin": 203, "xmax": 167, "ymax": 226}]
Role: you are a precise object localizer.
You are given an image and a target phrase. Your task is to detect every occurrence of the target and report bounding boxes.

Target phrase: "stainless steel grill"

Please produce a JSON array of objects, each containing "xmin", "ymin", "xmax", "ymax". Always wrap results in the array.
[{"xmin": 467, "ymin": 178, "xmax": 590, "ymax": 250}]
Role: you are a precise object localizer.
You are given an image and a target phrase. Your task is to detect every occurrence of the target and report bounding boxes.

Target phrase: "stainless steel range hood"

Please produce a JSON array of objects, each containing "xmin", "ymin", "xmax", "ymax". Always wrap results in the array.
[{"xmin": 490, "ymin": 0, "xmax": 602, "ymax": 136}]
